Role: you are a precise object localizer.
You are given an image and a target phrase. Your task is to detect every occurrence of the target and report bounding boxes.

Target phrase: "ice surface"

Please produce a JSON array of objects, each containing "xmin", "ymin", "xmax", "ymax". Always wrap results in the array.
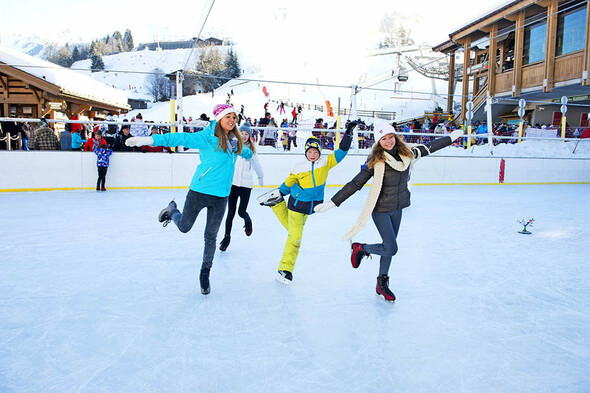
[{"xmin": 1, "ymin": 185, "xmax": 589, "ymax": 392}]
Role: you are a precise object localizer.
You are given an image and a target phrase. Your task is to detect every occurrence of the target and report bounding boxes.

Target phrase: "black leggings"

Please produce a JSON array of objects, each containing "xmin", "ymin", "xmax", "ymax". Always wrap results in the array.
[
  {"xmin": 223, "ymin": 185, "xmax": 252, "ymax": 237},
  {"xmin": 97, "ymin": 166, "xmax": 108, "ymax": 189}
]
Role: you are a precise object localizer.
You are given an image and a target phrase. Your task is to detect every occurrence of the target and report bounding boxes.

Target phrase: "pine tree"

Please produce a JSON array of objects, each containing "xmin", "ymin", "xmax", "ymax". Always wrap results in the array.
[
  {"xmin": 196, "ymin": 47, "xmax": 224, "ymax": 92},
  {"xmin": 90, "ymin": 41, "xmax": 105, "ymax": 72},
  {"xmin": 224, "ymin": 48, "xmax": 241, "ymax": 79},
  {"xmin": 72, "ymin": 46, "xmax": 82, "ymax": 62},
  {"xmin": 91, "ymin": 54, "xmax": 105, "ymax": 72},
  {"xmin": 123, "ymin": 29, "xmax": 134, "ymax": 51}
]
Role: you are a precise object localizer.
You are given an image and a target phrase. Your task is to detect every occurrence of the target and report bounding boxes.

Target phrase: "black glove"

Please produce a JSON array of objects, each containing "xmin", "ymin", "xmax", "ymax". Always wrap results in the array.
[{"xmin": 345, "ymin": 121, "xmax": 358, "ymax": 136}]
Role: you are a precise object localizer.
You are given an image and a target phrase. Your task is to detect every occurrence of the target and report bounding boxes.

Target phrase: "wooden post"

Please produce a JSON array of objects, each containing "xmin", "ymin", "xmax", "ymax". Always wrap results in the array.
[
  {"xmin": 447, "ymin": 51, "xmax": 455, "ymax": 114},
  {"xmin": 583, "ymin": 1, "xmax": 590, "ymax": 85},
  {"xmin": 488, "ymin": 24, "xmax": 498, "ymax": 96},
  {"xmin": 513, "ymin": 11, "xmax": 525, "ymax": 97},
  {"xmin": 544, "ymin": 0, "xmax": 558, "ymax": 92},
  {"xmin": 499, "ymin": 41, "xmax": 505, "ymax": 72},
  {"xmin": 461, "ymin": 38, "xmax": 471, "ymax": 122}
]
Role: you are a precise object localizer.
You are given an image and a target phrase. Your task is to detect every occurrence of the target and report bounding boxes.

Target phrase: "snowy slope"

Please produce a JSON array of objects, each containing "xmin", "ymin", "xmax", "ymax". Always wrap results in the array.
[{"xmin": 71, "ymin": 47, "xmax": 214, "ymax": 100}]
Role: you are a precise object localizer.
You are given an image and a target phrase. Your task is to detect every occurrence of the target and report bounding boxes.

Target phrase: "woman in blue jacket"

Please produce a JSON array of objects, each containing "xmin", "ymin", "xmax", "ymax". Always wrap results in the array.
[{"xmin": 126, "ymin": 104, "xmax": 252, "ymax": 295}]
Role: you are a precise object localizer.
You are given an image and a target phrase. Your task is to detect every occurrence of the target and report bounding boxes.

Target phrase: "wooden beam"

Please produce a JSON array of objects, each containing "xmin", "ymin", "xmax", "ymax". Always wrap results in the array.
[
  {"xmin": 0, "ymin": 96, "xmax": 41, "ymax": 104},
  {"xmin": 544, "ymin": 0, "xmax": 558, "ymax": 92},
  {"xmin": 451, "ymin": 0, "xmax": 539, "ymax": 41},
  {"xmin": 0, "ymin": 63, "xmax": 60, "ymax": 95},
  {"xmin": 461, "ymin": 38, "xmax": 471, "ymax": 122},
  {"xmin": 447, "ymin": 52, "xmax": 456, "ymax": 114},
  {"xmin": 488, "ymin": 23, "xmax": 498, "ymax": 96},
  {"xmin": 583, "ymin": 1, "xmax": 590, "ymax": 85},
  {"xmin": 513, "ymin": 11, "xmax": 525, "ymax": 97}
]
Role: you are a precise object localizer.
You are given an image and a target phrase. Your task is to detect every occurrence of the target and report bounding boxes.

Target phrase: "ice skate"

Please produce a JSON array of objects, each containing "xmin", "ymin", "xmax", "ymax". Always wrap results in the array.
[
  {"xmin": 219, "ymin": 235, "xmax": 231, "ymax": 251},
  {"xmin": 376, "ymin": 274, "xmax": 396, "ymax": 302},
  {"xmin": 200, "ymin": 268, "xmax": 211, "ymax": 295},
  {"xmin": 244, "ymin": 217, "xmax": 253, "ymax": 236},
  {"xmin": 158, "ymin": 200, "xmax": 178, "ymax": 227},
  {"xmin": 257, "ymin": 188, "xmax": 284, "ymax": 207},
  {"xmin": 275, "ymin": 270, "xmax": 293, "ymax": 285},
  {"xmin": 351, "ymin": 242, "xmax": 370, "ymax": 268}
]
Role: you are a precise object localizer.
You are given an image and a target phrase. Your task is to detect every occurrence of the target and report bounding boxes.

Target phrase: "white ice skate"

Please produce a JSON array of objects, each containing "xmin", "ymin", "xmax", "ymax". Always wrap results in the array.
[{"xmin": 257, "ymin": 188, "xmax": 284, "ymax": 207}]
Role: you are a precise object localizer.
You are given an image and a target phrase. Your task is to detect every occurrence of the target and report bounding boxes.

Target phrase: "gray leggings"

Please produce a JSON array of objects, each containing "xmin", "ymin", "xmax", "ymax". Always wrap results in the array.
[
  {"xmin": 171, "ymin": 190, "xmax": 227, "ymax": 270},
  {"xmin": 363, "ymin": 210, "xmax": 402, "ymax": 276}
]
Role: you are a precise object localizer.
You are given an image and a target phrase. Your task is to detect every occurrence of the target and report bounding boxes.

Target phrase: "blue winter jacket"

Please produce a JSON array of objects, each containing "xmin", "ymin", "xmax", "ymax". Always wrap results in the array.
[{"xmin": 152, "ymin": 121, "xmax": 253, "ymax": 197}]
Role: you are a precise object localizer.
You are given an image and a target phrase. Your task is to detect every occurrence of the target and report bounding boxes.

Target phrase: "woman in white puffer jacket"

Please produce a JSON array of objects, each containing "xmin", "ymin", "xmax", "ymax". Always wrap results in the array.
[{"xmin": 219, "ymin": 124, "xmax": 264, "ymax": 251}]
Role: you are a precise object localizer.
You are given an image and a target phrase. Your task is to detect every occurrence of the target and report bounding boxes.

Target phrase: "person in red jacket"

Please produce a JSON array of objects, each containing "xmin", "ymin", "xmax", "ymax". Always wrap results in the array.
[
  {"xmin": 84, "ymin": 130, "xmax": 106, "ymax": 151},
  {"xmin": 69, "ymin": 114, "xmax": 83, "ymax": 134},
  {"xmin": 142, "ymin": 126, "xmax": 173, "ymax": 152}
]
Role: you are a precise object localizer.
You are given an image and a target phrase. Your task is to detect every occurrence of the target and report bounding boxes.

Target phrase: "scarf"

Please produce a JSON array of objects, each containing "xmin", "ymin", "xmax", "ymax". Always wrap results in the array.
[{"xmin": 342, "ymin": 143, "xmax": 429, "ymax": 241}]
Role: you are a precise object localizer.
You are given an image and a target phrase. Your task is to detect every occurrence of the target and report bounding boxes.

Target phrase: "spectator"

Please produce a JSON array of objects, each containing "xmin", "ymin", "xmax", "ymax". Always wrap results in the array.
[
  {"xmin": 69, "ymin": 114, "xmax": 83, "ymax": 135},
  {"xmin": 113, "ymin": 125, "xmax": 133, "ymax": 151},
  {"xmin": 258, "ymin": 112, "xmax": 271, "ymax": 146},
  {"xmin": 104, "ymin": 113, "xmax": 118, "ymax": 147},
  {"xmin": 130, "ymin": 113, "xmax": 150, "ymax": 137},
  {"xmin": 60, "ymin": 127, "xmax": 72, "ymax": 151},
  {"xmin": 142, "ymin": 126, "xmax": 173, "ymax": 153},
  {"xmin": 84, "ymin": 130, "xmax": 105, "ymax": 151},
  {"xmin": 71, "ymin": 124, "xmax": 86, "ymax": 150},
  {"xmin": 94, "ymin": 141, "xmax": 113, "ymax": 191},
  {"xmin": 33, "ymin": 123, "xmax": 59, "ymax": 150}
]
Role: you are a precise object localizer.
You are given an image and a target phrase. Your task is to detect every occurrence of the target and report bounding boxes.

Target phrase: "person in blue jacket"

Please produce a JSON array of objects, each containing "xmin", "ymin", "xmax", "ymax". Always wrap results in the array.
[{"xmin": 126, "ymin": 104, "xmax": 252, "ymax": 295}]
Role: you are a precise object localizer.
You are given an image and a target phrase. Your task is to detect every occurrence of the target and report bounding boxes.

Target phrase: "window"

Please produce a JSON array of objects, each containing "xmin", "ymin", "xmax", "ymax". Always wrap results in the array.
[
  {"xmin": 523, "ymin": 21, "xmax": 547, "ymax": 64},
  {"xmin": 556, "ymin": 6, "xmax": 587, "ymax": 56}
]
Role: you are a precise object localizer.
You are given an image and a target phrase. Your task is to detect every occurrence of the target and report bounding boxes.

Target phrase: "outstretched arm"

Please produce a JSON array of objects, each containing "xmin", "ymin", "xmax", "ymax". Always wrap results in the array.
[
  {"xmin": 315, "ymin": 164, "xmax": 373, "ymax": 213},
  {"xmin": 412, "ymin": 130, "xmax": 463, "ymax": 158}
]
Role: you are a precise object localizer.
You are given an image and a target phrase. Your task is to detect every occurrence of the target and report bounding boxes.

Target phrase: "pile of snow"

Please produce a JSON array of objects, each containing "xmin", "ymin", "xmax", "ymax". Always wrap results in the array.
[{"xmin": 0, "ymin": 46, "xmax": 128, "ymax": 109}]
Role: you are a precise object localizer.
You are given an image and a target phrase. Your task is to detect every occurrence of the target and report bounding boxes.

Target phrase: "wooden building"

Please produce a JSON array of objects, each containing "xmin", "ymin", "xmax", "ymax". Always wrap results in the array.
[
  {"xmin": 0, "ymin": 46, "xmax": 129, "ymax": 126},
  {"xmin": 434, "ymin": 0, "xmax": 590, "ymax": 127}
]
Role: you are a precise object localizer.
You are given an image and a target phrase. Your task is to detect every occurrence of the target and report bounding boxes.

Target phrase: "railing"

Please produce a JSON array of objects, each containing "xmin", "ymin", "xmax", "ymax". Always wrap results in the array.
[{"xmin": 1, "ymin": 117, "xmax": 588, "ymax": 157}]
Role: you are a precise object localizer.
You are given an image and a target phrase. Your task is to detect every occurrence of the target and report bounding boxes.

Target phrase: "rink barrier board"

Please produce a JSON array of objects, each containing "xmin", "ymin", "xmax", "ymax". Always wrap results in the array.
[
  {"xmin": 0, "ymin": 151, "xmax": 589, "ymax": 192},
  {"xmin": 2, "ymin": 182, "xmax": 590, "ymax": 193}
]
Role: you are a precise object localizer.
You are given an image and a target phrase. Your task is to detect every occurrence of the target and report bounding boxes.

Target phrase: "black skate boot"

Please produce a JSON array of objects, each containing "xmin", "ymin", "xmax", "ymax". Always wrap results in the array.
[
  {"xmin": 158, "ymin": 200, "xmax": 178, "ymax": 227},
  {"xmin": 351, "ymin": 243, "xmax": 370, "ymax": 269},
  {"xmin": 219, "ymin": 235, "xmax": 231, "ymax": 251},
  {"xmin": 275, "ymin": 270, "xmax": 293, "ymax": 285},
  {"xmin": 257, "ymin": 188, "xmax": 284, "ymax": 207},
  {"xmin": 376, "ymin": 274, "xmax": 396, "ymax": 302},
  {"xmin": 200, "ymin": 268, "xmax": 211, "ymax": 295},
  {"xmin": 244, "ymin": 217, "xmax": 253, "ymax": 236}
]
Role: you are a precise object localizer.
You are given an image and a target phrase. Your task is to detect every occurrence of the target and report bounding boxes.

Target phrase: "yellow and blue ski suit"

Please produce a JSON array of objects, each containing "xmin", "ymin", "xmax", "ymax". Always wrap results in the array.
[{"xmin": 274, "ymin": 133, "xmax": 351, "ymax": 272}]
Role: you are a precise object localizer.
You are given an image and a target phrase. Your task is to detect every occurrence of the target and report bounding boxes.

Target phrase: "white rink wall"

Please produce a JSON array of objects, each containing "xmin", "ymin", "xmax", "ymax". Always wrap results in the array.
[{"xmin": 1, "ymin": 151, "xmax": 589, "ymax": 191}]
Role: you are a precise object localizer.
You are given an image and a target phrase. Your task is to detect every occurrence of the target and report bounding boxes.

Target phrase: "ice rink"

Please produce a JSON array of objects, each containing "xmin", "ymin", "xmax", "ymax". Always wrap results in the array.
[{"xmin": 1, "ymin": 184, "xmax": 589, "ymax": 393}]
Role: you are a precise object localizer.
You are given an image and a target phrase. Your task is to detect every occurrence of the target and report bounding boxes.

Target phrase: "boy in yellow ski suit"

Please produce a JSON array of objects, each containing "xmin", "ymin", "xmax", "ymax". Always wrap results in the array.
[{"xmin": 271, "ymin": 123, "xmax": 355, "ymax": 284}]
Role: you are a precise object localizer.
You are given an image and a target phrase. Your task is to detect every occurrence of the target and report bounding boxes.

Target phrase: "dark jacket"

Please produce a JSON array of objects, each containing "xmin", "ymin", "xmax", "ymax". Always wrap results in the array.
[
  {"xmin": 113, "ymin": 132, "xmax": 133, "ymax": 151},
  {"xmin": 331, "ymin": 135, "xmax": 452, "ymax": 212}
]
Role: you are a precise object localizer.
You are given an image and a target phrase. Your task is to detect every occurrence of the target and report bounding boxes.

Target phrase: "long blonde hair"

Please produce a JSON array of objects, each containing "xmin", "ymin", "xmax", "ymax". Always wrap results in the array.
[
  {"xmin": 244, "ymin": 137, "xmax": 256, "ymax": 154},
  {"xmin": 214, "ymin": 122, "xmax": 243, "ymax": 154},
  {"xmin": 366, "ymin": 133, "xmax": 412, "ymax": 169}
]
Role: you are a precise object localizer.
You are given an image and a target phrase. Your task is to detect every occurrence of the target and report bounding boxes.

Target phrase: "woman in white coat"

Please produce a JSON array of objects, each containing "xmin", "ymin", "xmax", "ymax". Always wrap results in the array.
[{"xmin": 220, "ymin": 124, "xmax": 264, "ymax": 251}]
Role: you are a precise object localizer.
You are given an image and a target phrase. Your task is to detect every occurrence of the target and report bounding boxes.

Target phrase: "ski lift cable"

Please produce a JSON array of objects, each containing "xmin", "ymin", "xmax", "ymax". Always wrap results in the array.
[{"xmin": 182, "ymin": 0, "xmax": 216, "ymax": 71}]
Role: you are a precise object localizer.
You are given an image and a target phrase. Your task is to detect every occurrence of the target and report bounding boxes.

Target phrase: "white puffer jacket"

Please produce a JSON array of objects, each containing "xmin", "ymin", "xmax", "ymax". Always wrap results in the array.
[{"xmin": 232, "ymin": 153, "xmax": 264, "ymax": 188}]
